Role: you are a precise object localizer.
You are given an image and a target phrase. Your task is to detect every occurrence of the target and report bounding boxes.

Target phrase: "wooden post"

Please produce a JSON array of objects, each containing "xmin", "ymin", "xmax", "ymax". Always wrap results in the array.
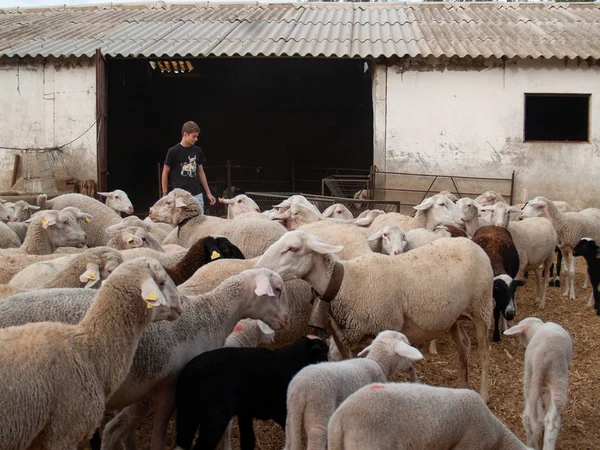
[{"xmin": 11, "ymin": 154, "xmax": 20, "ymax": 187}]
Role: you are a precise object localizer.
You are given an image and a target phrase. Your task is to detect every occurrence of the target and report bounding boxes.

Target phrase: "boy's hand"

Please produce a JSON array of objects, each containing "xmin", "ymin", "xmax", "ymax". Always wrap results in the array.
[{"xmin": 207, "ymin": 193, "xmax": 216, "ymax": 206}]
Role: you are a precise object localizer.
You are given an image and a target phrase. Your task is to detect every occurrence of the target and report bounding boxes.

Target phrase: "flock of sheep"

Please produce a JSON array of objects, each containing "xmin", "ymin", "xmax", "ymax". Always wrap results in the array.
[{"xmin": 0, "ymin": 185, "xmax": 598, "ymax": 450}]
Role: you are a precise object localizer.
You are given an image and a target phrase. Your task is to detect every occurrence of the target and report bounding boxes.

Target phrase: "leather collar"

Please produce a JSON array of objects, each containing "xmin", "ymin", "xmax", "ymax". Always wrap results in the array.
[{"xmin": 312, "ymin": 261, "xmax": 344, "ymax": 302}]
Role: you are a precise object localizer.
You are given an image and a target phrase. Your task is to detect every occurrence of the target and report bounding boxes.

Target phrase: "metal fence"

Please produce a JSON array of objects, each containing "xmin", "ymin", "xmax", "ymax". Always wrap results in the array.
[{"xmin": 245, "ymin": 191, "xmax": 401, "ymax": 215}]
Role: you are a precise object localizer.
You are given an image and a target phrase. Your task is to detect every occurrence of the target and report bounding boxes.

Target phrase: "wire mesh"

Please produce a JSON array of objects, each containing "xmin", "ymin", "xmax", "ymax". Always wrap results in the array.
[{"xmin": 14, "ymin": 149, "xmax": 74, "ymax": 195}]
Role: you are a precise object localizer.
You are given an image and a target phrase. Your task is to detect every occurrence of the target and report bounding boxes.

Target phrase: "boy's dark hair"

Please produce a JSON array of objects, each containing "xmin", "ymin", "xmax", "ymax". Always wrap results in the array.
[{"xmin": 181, "ymin": 121, "xmax": 200, "ymax": 136}]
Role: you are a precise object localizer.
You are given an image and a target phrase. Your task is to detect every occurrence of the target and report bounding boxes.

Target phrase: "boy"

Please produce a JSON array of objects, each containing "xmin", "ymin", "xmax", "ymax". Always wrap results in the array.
[{"xmin": 162, "ymin": 121, "xmax": 216, "ymax": 214}]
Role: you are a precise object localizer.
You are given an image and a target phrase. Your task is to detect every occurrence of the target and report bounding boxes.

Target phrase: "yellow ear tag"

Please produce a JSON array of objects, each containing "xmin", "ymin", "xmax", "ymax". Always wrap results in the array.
[
  {"xmin": 127, "ymin": 237, "xmax": 135, "ymax": 243},
  {"xmin": 84, "ymin": 273, "xmax": 96, "ymax": 281},
  {"xmin": 41, "ymin": 219, "xmax": 49, "ymax": 226},
  {"xmin": 144, "ymin": 291, "xmax": 159, "ymax": 301},
  {"xmin": 211, "ymin": 251, "xmax": 221, "ymax": 260},
  {"xmin": 85, "ymin": 217, "xmax": 91, "ymax": 223},
  {"xmin": 147, "ymin": 303, "xmax": 155, "ymax": 309}
]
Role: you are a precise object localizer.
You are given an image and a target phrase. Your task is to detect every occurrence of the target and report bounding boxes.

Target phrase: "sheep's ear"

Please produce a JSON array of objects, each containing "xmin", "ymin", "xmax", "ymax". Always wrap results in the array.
[
  {"xmin": 307, "ymin": 236, "xmax": 343, "ymax": 255},
  {"xmin": 393, "ymin": 341, "xmax": 423, "ymax": 361},
  {"xmin": 354, "ymin": 216, "xmax": 375, "ymax": 227},
  {"xmin": 366, "ymin": 229, "xmax": 383, "ymax": 242},
  {"xmin": 105, "ymin": 222, "xmax": 125, "ymax": 233},
  {"xmin": 97, "ymin": 191, "xmax": 113, "ymax": 198},
  {"xmin": 322, "ymin": 205, "xmax": 335, "ymax": 217},
  {"xmin": 508, "ymin": 206, "xmax": 522, "ymax": 213},
  {"xmin": 503, "ymin": 323, "xmax": 525, "ymax": 336},
  {"xmin": 125, "ymin": 233, "xmax": 144, "ymax": 247},
  {"xmin": 413, "ymin": 197, "xmax": 435, "ymax": 211},
  {"xmin": 254, "ymin": 273, "xmax": 275, "ymax": 297},
  {"xmin": 273, "ymin": 199, "xmax": 291, "ymax": 209},
  {"xmin": 175, "ymin": 198, "xmax": 187, "ymax": 208},
  {"xmin": 28, "ymin": 205, "xmax": 40, "ymax": 211},
  {"xmin": 141, "ymin": 277, "xmax": 167, "ymax": 308},
  {"xmin": 80, "ymin": 263, "xmax": 100, "ymax": 288},
  {"xmin": 219, "ymin": 197, "xmax": 233, "ymax": 204},
  {"xmin": 271, "ymin": 210, "xmax": 291, "ymax": 220},
  {"xmin": 257, "ymin": 320, "xmax": 275, "ymax": 336},
  {"xmin": 479, "ymin": 206, "xmax": 494, "ymax": 213},
  {"xmin": 473, "ymin": 201, "xmax": 483, "ymax": 210},
  {"xmin": 41, "ymin": 216, "xmax": 57, "ymax": 229},
  {"xmin": 357, "ymin": 344, "xmax": 373, "ymax": 357}
]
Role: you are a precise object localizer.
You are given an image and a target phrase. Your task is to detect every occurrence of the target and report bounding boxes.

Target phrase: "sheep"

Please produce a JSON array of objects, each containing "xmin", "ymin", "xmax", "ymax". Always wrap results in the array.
[
  {"xmin": 0, "ymin": 267, "xmax": 290, "ymax": 450},
  {"xmin": 521, "ymin": 196, "xmax": 600, "ymax": 300},
  {"xmin": 257, "ymin": 230, "xmax": 494, "ymax": 402},
  {"xmin": 179, "ymin": 257, "xmax": 314, "ymax": 349},
  {"xmin": 573, "ymin": 238, "xmax": 600, "ymax": 314},
  {"xmin": 150, "ymin": 188, "xmax": 287, "ymax": 257},
  {"xmin": 219, "ymin": 194, "xmax": 260, "ymax": 219},
  {"xmin": 327, "ymin": 383, "xmax": 531, "ymax": 450},
  {"xmin": 438, "ymin": 190, "xmax": 458, "ymax": 202},
  {"xmin": 6, "ymin": 221, "xmax": 28, "ymax": 243},
  {"xmin": 0, "ymin": 257, "xmax": 182, "ymax": 450},
  {"xmin": 37, "ymin": 193, "xmax": 122, "ymax": 247},
  {"xmin": 475, "ymin": 190, "xmax": 507, "ymax": 206},
  {"xmin": 0, "ymin": 221, "xmax": 21, "ymax": 248},
  {"xmin": 0, "ymin": 200, "xmax": 11, "ymax": 222},
  {"xmin": 273, "ymin": 203, "xmax": 366, "ymax": 231},
  {"xmin": 322, "ymin": 203, "xmax": 354, "ymax": 220},
  {"xmin": 110, "ymin": 215, "xmax": 173, "ymax": 245},
  {"xmin": 472, "ymin": 226, "xmax": 525, "ymax": 341},
  {"xmin": 298, "ymin": 220, "xmax": 373, "ymax": 259},
  {"xmin": 143, "ymin": 216, "xmax": 176, "ymax": 243},
  {"xmin": 456, "ymin": 197, "xmax": 484, "ymax": 237},
  {"xmin": 174, "ymin": 335, "xmax": 329, "ymax": 450},
  {"xmin": 366, "ymin": 225, "xmax": 407, "ymax": 255},
  {"xmin": 274, "ymin": 195, "xmax": 321, "ymax": 215},
  {"xmin": 97, "ymin": 189, "xmax": 134, "ymax": 215},
  {"xmin": 483, "ymin": 202, "xmax": 557, "ymax": 309},
  {"xmin": 8, "ymin": 199, "xmax": 40, "ymax": 222},
  {"xmin": 504, "ymin": 318, "xmax": 573, "ymax": 450},
  {"xmin": 284, "ymin": 330, "xmax": 423, "ymax": 450},
  {"xmin": 106, "ymin": 226, "xmax": 164, "ymax": 251},
  {"xmin": 6, "ymin": 247, "xmax": 122, "ymax": 293},
  {"xmin": 364, "ymin": 194, "xmax": 465, "ymax": 232}
]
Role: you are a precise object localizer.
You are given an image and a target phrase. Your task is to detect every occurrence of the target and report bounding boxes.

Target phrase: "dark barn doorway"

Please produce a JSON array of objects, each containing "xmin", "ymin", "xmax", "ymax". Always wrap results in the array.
[{"xmin": 106, "ymin": 58, "xmax": 374, "ymax": 214}]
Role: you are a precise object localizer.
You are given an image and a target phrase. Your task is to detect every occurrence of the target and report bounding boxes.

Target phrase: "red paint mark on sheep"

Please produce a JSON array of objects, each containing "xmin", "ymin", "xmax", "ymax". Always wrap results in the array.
[
  {"xmin": 233, "ymin": 323, "xmax": 244, "ymax": 332},
  {"xmin": 369, "ymin": 384, "xmax": 385, "ymax": 390}
]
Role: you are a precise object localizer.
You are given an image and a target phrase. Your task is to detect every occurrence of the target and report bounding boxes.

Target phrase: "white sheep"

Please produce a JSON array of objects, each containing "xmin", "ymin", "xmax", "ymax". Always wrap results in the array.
[
  {"xmin": 38, "ymin": 193, "xmax": 122, "ymax": 247},
  {"xmin": 273, "ymin": 203, "xmax": 366, "ymax": 231},
  {"xmin": 284, "ymin": 330, "xmax": 423, "ymax": 450},
  {"xmin": 327, "ymin": 382, "xmax": 531, "ymax": 450},
  {"xmin": 8, "ymin": 199, "xmax": 40, "ymax": 222},
  {"xmin": 504, "ymin": 318, "xmax": 572, "ymax": 450},
  {"xmin": 150, "ymin": 188, "xmax": 286, "ymax": 258},
  {"xmin": 218, "ymin": 194, "xmax": 260, "ymax": 219},
  {"xmin": 521, "ymin": 196, "xmax": 600, "ymax": 300},
  {"xmin": 106, "ymin": 226, "xmax": 164, "ymax": 252},
  {"xmin": 438, "ymin": 190, "xmax": 458, "ymax": 202},
  {"xmin": 97, "ymin": 189, "xmax": 134, "ymax": 215},
  {"xmin": 0, "ymin": 221, "xmax": 21, "ymax": 248},
  {"xmin": 0, "ymin": 267, "xmax": 290, "ymax": 450},
  {"xmin": 475, "ymin": 190, "xmax": 507, "ymax": 206},
  {"xmin": 456, "ymin": 197, "xmax": 484, "ymax": 237},
  {"xmin": 257, "ymin": 230, "xmax": 494, "ymax": 402},
  {"xmin": 322, "ymin": 203, "xmax": 354, "ymax": 220},
  {"xmin": 0, "ymin": 257, "xmax": 182, "ymax": 450},
  {"xmin": 6, "ymin": 221, "xmax": 29, "ymax": 243},
  {"xmin": 366, "ymin": 225, "xmax": 407, "ymax": 255},
  {"xmin": 298, "ymin": 220, "xmax": 373, "ymax": 260}
]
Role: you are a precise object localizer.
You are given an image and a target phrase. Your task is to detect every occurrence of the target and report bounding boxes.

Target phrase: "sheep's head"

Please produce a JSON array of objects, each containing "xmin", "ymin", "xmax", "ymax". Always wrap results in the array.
[
  {"xmin": 236, "ymin": 268, "xmax": 290, "ymax": 332},
  {"xmin": 28, "ymin": 209, "xmax": 88, "ymax": 249},
  {"xmin": 256, "ymin": 230, "xmax": 343, "ymax": 282},
  {"xmin": 272, "ymin": 204, "xmax": 321, "ymax": 230},
  {"xmin": 480, "ymin": 202, "xmax": 521, "ymax": 228},
  {"xmin": 149, "ymin": 189, "xmax": 200, "ymax": 225},
  {"xmin": 107, "ymin": 226, "xmax": 163, "ymax": 251},
  {"xmin": 98, "ymin": 189, "xmax": 134, "ymax": 215},
  {"xmin": 503, "ymin": 317, "xmax": 545, "ymax": 348},
  {"xmin": 456, "ymin": 198, "xmax": 482, "ymax": 224},
  {"xmin": 10, "ymin": 200, "xmax": 40, "ymax": 222},
  {"xmin": 574, "ymin": 238, "xmax": 600, "ymax": 259},
  {"xmin": 322, "ymin": 204, "xmax": 353, "ymax": 220},
  {"xmin": 367, "ymin": 225, "xmax": 406, "ymax": 255},
  {"xmin": 358, "ymin": 330, "xmax": 423, "ymax": 376},
  {"xmin": 0, "ymin": 201, "xmax": 10, "ymax": 223},
  {"xmin": 78, "ymin": 248, "xmax": 124, "ymax": 288},
  {"xmin": 474, "ymin": 190, "xmax": 506, "ymax": 207},
  {"xmin": 413, "ymin": 194, "xmax": 465, "ymax": 230},
  {"xmin": 105, "ymin": 216, "xmax": 149, "ymax": 233},
  {"xmin": 438, "ymin": 191, "xmax": 458, "ymax": 202},
  {"xmin": 520, "ymin": 196, "xmax": 549, "ymax": 219},
  {"xmin": 231, "ymin": 319, "xmax": 276, "ymax": 346},
  {"xmin": 203, "ymin": 236, "xmax": 245, "ymax": 260},
  {"xmin": 219, "ymin": 194, "xmax": 260, "ymax": 219}
]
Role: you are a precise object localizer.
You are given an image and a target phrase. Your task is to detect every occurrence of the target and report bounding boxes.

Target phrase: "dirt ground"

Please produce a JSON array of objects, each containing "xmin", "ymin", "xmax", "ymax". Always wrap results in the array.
[{"xmin": 91, "ymin": 263, "xmax": 599, "ymax": 449}]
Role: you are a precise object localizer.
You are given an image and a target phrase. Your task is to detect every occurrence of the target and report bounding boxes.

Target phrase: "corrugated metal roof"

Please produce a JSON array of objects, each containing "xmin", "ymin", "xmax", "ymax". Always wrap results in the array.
[{"xmin": 1, "ymin": 2, "xmax": 599, "ymax": 60}]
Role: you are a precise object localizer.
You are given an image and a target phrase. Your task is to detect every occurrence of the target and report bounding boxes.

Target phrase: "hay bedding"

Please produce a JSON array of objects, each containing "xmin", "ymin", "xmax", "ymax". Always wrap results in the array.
[{"xmin": 83, "ymin": 263, "xmax": 599, "ymax": 449}]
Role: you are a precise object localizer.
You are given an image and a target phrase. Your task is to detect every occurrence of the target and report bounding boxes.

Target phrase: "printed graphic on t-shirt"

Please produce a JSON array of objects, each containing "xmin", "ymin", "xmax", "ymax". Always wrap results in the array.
[{"xmin": 181, "ymin": 156, "xmax": 197, "ymax": 177}]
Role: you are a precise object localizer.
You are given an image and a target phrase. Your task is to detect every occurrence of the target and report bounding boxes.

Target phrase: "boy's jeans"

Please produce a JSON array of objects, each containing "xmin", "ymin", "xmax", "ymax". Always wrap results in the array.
[{"xmin": 194, "ymin": 193, "xmax": 204, "ymax": 215}]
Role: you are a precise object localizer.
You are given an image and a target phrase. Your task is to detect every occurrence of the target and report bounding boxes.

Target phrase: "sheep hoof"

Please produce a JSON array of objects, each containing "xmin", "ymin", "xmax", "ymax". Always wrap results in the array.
[
  {"xmin": 492, "ymin": 334, "xmax": 500, "ymax": 342},
  {"xmin": 549, "ymin": 280, "xmax": 555, "ymax": 287},
  {"xmin": 555, "ymin": 280, "xmax": 561, "ymax": 288}
]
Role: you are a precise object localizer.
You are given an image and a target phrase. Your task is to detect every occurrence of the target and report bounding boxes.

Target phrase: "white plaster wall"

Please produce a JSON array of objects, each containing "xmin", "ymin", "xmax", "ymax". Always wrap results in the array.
[
  {"xmin": 0, "ymin": 56, "xmax": 97, "ymax": 192},
  {"xmin": 384, "ymin": 58, "xmax": 600, "ymax": 209}
]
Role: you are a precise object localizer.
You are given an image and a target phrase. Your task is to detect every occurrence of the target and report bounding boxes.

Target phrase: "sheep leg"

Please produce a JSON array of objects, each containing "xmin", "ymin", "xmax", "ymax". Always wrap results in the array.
[
  {"xmin": 192, "ymin": 414, "xmax": 233, "ymax": 450},
  {"xmin": 305, "ymin": 416, "xmax": 328, "ymax": 450},
  {"xmin": 593, "ymin": 284, "xmax": 600, "ymax": 315},
  {"xmin": 101, "ymin": 400, "xmax": 153, "ymax": 450},
  {"xmin": 523, "ymin": 369, "xmax": 542, "ymax": 450},
  {"xmin": 214, "ymin": 420, "xmax": 234, "ymax": 450},
  {"xmin": 555, "ymin": 249, "xmax": 562, "ymax": 288},
  {"xmin": 587, "ymin": 290, "xmax": 595, "ymax": 308},
  {"xmin": 428, "ymin": 340, "xmax": 438, "ymax": 355},
  {"xmin": 472, "ymin": 317, "xmax": 490, "ymax": 404},
  {"xmin": 492, "ymin": 304, "xmax": 502, "ymax": 342},
  {"xmin": 533, "ymin": 268, "xmax": 542, "ymax": 306},
  {"xmin": 582, "ymin": 272, "xmax": 589, "ymax": 290},
  {"xmin": 150, "ymin": 385, "xmax": 177, "ymax": 450},
  {"xmin": 450, "ymin": 322, "xmax": 470, "ymax": 389},
  {"xmin": 543, "ymin": 380, "xmax": 568, "ymax": 450},
  {"xmin": 539, "ymin": 256, "xmax": 552, "ymax": 309},
  {"xmin": 175, "ymin": 407, "xmax": 202, "ymax": 450},
  {"xmin": 549, "ymin": 262, "xmax": 555, "ymax": 287},
  {"xmin": 237, "ymin": 414, "xmax": 257, "ymax": 450}
]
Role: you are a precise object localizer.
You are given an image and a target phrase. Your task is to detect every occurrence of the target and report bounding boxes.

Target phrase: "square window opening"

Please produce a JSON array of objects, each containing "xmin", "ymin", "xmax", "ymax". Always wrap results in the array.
[{"xmin": 524, "ymin": 94, "xmax": 590, "ymax": 142}]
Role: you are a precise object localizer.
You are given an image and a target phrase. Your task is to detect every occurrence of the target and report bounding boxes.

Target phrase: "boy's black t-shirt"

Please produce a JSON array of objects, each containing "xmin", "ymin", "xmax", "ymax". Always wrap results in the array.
[{"xmin": 164, "ymin": 143, "xmax": 206, "ymax": 195}]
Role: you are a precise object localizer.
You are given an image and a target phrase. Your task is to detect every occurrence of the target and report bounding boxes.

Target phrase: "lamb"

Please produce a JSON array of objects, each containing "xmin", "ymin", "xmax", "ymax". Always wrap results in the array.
[
  {"xmin": 110, "ymin": 215, "xmax": 173, "ymax": 245},
  {"xmin": 521, "ymin": 196, "xmax": 600, "ymax": 300},
  {"xmin": 364, "ymin": 194, "xmax": 465, "ymax": 232},
  {"xmin": 504, "ymin": 318, "xmax": 573, "ymax": 450},
  {"xmin": 403, "ymin": 227, "xmax": 451, "ymax": 252},
  {"xmin": 97, "ymin": 189, "xmax": 134, "ymax": 215},
  {"xmin": 179, "ymin": 257, "xmax": 313, "ymax": 349},
  {"xmin": 367, "ymin": 225, "xmax": 407, "ymax": 255},
  {"xmin": 327, "ymin": 382, "xmax": 530, "ymax": 450},
  {"xmin": 483, "ymin": 202, "xmax": 557, "ymax": 309},
  {"xmin": 284, "ymin": 330, "xmax": 423, "ymax": 450},
  {"xmin": 0, "ymin": 267, "xmax": 289, "ymax": 450},
  {"xmin": 6, "ymin": 247, "xmax": 123, "ymax": 292},
  {"xmin": 573, "ymin": 238, "xmax": 600, "ymax": 314},
  {"xmin": 8, "ymin": 199, "xmax": 40, "ymax": 222},
  {"xmin": 37, "ymin": 193, "xmax": 122, "ymax": 247},
  {"xmin": 298, "ymin": 220, "xmax": 373, "ymax": 259},
  {"xmin": 218, "ymin": 194, "xmax": 260, "ymax": 219},
  {"xmin": 0, "ymin": 257, "xmax": 182, "ymax": 450},
  {"xmin": 322, "ymin": 203, "xmax": 354, "ymax": 220},
  {"xmin": 0, "ymin": 221, "xmax": 21, "ymax": 248},
  {"xmin": 472, "ymin": 226, "xmax": 525, "ymax": 341},
  {"xmin": 150, "ymin": 188, "xmax": 286, "ymax": 257},
  {"xmin": 106, "ymin": 226, "xmax": 164, "ymax": 251},
  {"xmin": 257, "ymin": 230, "xmax": 494, "ymax": 402},
  {"xmin": 174, "ymin": 336, "xmax": 329, "ymax": 450},
  {"xmin": 456, "ymin": 197, "xmax": 484, "ymax": 237},
  {"xmin": 273, "ymin": 195, "xmax": 321, "ymax": 215}
]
